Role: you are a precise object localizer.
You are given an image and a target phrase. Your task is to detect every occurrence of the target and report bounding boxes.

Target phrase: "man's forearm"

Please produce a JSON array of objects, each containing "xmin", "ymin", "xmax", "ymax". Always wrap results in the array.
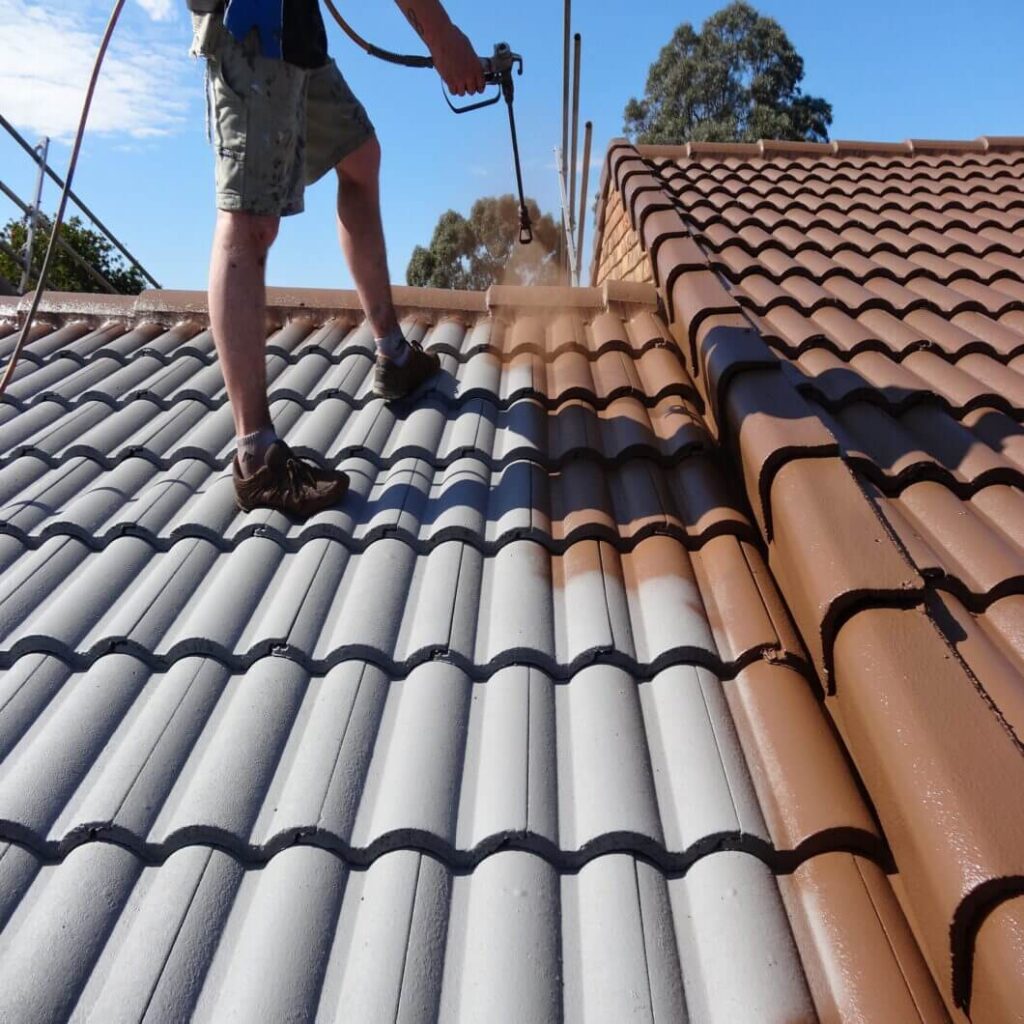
[
  {"xmin": 395, "ymin": 0, "xmax": 485, "ymax": 97},
  {"xmin": 396, "ymin": 0, "xmax": 452, "ymax": 49}
]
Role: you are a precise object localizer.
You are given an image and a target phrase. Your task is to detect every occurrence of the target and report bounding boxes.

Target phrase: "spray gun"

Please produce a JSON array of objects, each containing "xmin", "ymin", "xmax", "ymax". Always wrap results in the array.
[
  {"xmin": 322, "ymin": 0, "xmax": 533, "ymax": 244},
  {"xmin": 442, "ymin": 44, "xmax": 531, "ymax": 243}
]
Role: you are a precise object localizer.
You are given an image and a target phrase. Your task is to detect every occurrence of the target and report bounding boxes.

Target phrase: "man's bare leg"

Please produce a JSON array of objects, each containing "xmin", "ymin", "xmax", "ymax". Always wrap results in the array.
[
  {"xmin": 335, "ymin": 135, "xmax": 400, "ymax": 339},
  {"xmin": 208, "ymin": 210, "xmax": 279, "ymax": 472},
  {"xmin": 335, "ymin": 135, "xmax": 440, "ymax": 398}
]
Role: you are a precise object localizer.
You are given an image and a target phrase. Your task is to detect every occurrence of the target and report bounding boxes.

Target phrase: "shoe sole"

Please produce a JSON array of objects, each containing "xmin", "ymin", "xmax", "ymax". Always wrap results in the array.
[
  {"xmin": 234, "ymin": 477, "xmax": 349, "ymax": 518},
  {"xmin": 372, "ymin": 378, "xmax": 433, "ymax": 402},
  {"xmin": 373, "ymin": 358, "xmax": 441, "ymax": 402}
]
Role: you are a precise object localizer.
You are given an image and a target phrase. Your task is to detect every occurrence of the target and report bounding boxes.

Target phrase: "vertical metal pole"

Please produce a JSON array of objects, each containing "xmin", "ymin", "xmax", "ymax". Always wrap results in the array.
[
  {"xmin": 569, "ymin": 34, "xmax": 581, "ymax": 253},
  {"xmin": 555, "ymin": 146, "xmax": 578, "ymax": 285},
  {"xmin": 20, "ymin": 136, "xmax": 48, "ymax": 294},
  {"xmin": 561, "ymin": 1, "xmax": 571, "ymax": 183},
  {"xmin": 560, "ymin": 0, "xmax": 571, "ymax": 276},
  {"xmin": 576, "ymin": 122, "xmax": 592, "ymax": 286}
]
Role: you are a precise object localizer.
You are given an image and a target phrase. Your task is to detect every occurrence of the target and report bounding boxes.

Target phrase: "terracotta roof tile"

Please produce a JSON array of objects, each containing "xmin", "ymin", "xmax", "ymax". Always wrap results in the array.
[
  {"xmin": 779, "ymin": 853, "xmax": 953, "ymax": 1023},
  {"xmin": 927, "ymin": 590, "xmax": 1024, "ymax": 742},
  {"xmin": 833, "ymin": 605, "xmax": 1024, "ymax": 1011},
  {"xmin": 969, "ymin": 896, "xmax": 1024, "ymax": 1022},
  {"xmin": 723, "ymin": 664, "xmax": 878, "ymax": 852},
  {"xmin": 599, "ymin": 136, "xmax": 1024, "ymax": 1019}
]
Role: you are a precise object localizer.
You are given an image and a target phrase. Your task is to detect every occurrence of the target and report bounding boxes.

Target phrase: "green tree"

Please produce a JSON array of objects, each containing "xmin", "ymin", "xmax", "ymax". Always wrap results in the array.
[
  {"xmin": 407, "ymin": 195, "xmax": 560, "ymax": 290},
  {"xmin": 623, "ymin": 1, "xmax": 832, "ymax": 145},
  {"xmin": 0, "ymin": 214, "xmax": 146, "ymax": 294}
]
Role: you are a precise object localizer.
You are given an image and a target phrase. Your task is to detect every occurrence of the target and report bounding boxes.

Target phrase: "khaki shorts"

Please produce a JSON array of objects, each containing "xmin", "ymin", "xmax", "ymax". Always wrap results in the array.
[{"xmin": 191, "ymin": 14, "xmax": 374, "ymax": 217}]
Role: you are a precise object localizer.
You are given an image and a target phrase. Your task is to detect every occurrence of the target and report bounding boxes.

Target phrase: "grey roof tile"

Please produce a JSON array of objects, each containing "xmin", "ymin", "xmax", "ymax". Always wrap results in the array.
[
  {"xmin": 0, "ymin": 321, "xmax": 96, "ymax": 365},
  {"xmin": 0, "ymin": 844, "xmax": 814, "ymax": 1023},
  {"xmin": 2, "ymin": 309, "xmax": 671, "ymax": 374},
  {"xmin": 2, "ymin": 318, "xmax": 694, "ymax": 415},
  {"xmin": 0, "ymin": 654, "xmax": 879, "ymax": 865},
  {"xmin": 0, "ymin": 533, "xmax": 800, "ymax": 676},
  {"xmin": 0, "ymin": 291, "xmax": 909, "ymax": 1019},
  {"xmin": 0, "ymin": 451, "xmax": 750, "ymax": 553},
  {"xmin": 2, "ymin": 392, "xmax": 710, "ymax": 471}
]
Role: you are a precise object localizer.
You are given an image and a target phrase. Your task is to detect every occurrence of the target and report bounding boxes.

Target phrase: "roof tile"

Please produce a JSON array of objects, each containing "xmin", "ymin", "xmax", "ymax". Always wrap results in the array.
[
  {"xmin": 832, "ymin": 604, "xmax": 1024, "ymax": 1012},
  {"xmin": 968, "ymin": 896, "xmax": 1024, "ymax": 1022},
  {"xmin": 723, "ymin": 367, "xmax": 839, "ymax": 535},
  {"xmin": 779, "ymin": 853, "xmax": 952, "ymax": 1023},
  {"xmin": 14, "ymin": 129, "xmax": 1024, "ymax": 1013},
  {"xmin": 723, "ymin": 663, "xmax": 879, "ymax": 851},
  {"xmin": 767, "ymin": 457, "xmax": 922, "ymax": 682},
  {"xmin": 0, "ymin": 843, "xmax": 820, "ymax": 1023},
  {"xmin": 4, "ymin": 286, "xmax": 897, "ymax": 1019}
]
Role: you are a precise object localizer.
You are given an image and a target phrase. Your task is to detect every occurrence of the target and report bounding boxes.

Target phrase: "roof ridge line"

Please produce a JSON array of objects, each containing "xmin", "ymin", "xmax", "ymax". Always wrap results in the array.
[
  {"xmin": 630, "ymin": 135, "xmax": 1024, "ymax": 161},
  {"xmin": 2, "ymin": 282, "xmax": 661, "ymax": 324}
]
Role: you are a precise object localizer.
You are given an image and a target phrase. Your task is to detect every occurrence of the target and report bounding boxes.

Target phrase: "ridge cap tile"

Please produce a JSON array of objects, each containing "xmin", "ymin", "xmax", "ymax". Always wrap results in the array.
[
  {"xmin": 765, "ymin": 456, "xmax": 923, "ymax": 684},
  {"xmin": 832, "ymin": 603, "xmax": 1024, "ymax": 1015},
  {"xmin": 778, "ymin": 852, "xmax": 952, "ymax": 1023}
]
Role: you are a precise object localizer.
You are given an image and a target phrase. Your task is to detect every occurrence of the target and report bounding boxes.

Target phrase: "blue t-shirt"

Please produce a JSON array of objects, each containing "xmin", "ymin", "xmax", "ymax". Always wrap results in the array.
[{"xmin": 223, "ymin": 0, "xmax": 329, "ymax": 68}]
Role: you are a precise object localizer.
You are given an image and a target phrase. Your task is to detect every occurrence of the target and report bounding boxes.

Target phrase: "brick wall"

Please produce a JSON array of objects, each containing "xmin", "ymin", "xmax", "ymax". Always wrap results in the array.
[{"xmin": 593, "ymin": 190, "xmax": 654, "ymax": 286}]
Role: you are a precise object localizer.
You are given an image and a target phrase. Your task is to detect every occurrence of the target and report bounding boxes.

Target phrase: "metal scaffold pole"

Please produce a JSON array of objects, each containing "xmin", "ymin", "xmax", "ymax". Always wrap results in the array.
[{"xmin": 20, "ymin": 136, "xmax": 49, "ymax": 294}]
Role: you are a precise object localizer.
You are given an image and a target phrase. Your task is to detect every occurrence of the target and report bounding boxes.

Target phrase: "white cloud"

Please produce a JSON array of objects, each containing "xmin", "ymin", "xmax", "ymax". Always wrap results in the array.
[
  {"xmin": 0, "ymin": 1, "xmax": 191, "ymax": 142},
  {"xmin": 135, "ymin": 0, "xmax": 175, "ymax": 20}
]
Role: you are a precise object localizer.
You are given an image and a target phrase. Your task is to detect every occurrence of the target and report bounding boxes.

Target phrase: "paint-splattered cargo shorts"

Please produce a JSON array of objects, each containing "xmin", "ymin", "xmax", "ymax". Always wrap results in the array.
[{"xmin": 191, "ymin": 14, "xmax": 374, "ymax": 217}]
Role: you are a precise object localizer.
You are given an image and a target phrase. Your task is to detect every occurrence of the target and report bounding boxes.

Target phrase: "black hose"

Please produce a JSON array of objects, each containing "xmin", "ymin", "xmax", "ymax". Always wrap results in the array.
[
  {"xmin": 0, "ymin": 0, "xmax": 128, "ymax": 396},
  {"xmin": 321, "ymin": 0, "xmax": 433, "ymax": 68}
]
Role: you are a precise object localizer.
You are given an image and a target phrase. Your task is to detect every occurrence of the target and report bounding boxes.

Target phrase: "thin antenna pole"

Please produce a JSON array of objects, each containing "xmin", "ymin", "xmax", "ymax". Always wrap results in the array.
[
  {"xmin": 569, "ymin": 34, "xmax": 581, "ymax": 246},
  {"xmin": 20, "ymin": 136, "xmax": 49, "ymax": 294},
  {"xmin": 561, "ymin": 1, "xmax": 571, "ymax": 187},
  {"xmin": 576, "ymin": 122, "xmax": 592, "ymax": 286},
  {"xmin": 560, "ymin": 0, "xmax": 571, "ymax": 273}
]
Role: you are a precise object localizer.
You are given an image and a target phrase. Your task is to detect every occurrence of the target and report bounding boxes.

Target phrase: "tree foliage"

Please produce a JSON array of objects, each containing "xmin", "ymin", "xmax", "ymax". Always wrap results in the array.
[
  {"xmin": 623, "ymin": 1, "xmax": 832, "ymax": 145},
  {"xmin": 0, "ymin": 214, "xmax": 146, "ymax": 295},
  {"xmin": 407, "ymin": 195, "xmax": 560, "ymax": 290}
]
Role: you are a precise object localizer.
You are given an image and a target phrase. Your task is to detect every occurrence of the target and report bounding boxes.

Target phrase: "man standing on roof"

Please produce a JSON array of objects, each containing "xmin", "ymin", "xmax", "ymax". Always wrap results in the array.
[{"xmin": 187, "ymin": 0, "xmax": 485, "ymax": 517}]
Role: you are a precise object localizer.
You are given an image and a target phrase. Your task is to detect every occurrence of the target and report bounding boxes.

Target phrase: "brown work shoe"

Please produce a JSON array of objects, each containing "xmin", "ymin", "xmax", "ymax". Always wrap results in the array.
[
  {"xmin": 372, "ymin": 341, "xmax": 441, "ymax": 401},
  {"xmin": 233, "ymin": 440, "xmax": 348, "ymax": 518}
]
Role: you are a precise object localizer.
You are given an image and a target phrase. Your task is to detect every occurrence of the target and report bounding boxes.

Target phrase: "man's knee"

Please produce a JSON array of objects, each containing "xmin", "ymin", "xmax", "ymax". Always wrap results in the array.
[
  {"xmin": 336, "ymin": 135, "xmax": 381, "ymax": 189},
  {"xmin": 215, "ymin": 209, "xmax": 280, "ymax": 254}
]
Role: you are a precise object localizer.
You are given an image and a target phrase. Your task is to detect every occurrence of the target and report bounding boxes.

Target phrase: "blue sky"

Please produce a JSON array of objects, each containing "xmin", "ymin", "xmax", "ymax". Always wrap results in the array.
[{"xmin": 1, "ymin": 0, "xmax": 1022, "ymax": 292}]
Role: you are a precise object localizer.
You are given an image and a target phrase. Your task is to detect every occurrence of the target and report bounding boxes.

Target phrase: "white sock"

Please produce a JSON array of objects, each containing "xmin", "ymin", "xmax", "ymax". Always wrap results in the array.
[
  {"xmin": 236, "ymin": 425, "xmax": 277, "ymax": 478},
  {"xmin": 376, "ymin": 327, "xmax": 410, "ymax": 365}
]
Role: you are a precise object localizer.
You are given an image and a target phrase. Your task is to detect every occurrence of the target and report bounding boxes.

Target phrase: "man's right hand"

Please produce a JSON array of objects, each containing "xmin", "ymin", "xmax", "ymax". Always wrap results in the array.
[
  {"xmin": 396, "ymin": 0, "xmax": 485, "ymax": 97},
  {"xmin": 428, "ymin": 22, "xmax": 485, "ymax": 97}
]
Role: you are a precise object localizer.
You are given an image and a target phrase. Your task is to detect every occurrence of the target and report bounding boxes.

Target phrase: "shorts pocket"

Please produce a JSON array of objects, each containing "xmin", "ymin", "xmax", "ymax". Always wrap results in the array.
[
  {"xmin": 209, "ymin": 55, "xmax": 248, "ymax": 158},
  {"xmin": 210, "ymin": 43, "xmax": 251, "ymax": 105},
  {"xmin": 190, "ymin": 12, "xmax": 223, "ymax": 58}
]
